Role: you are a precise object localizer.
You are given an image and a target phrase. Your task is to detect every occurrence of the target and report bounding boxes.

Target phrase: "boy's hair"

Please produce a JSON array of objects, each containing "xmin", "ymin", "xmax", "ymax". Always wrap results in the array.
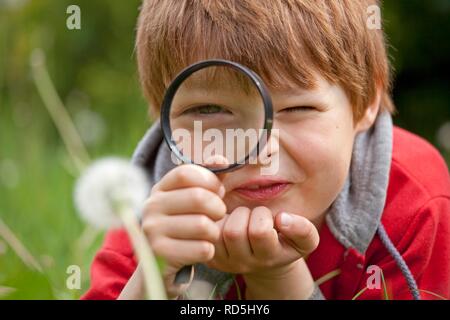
[{"xmin": 136, "ymin": 0, "xmax": 394, "ymax": 121}]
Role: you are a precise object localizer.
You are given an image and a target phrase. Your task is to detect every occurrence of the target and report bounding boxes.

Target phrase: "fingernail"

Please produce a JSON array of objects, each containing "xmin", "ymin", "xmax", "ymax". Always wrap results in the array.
[
  {"xmin": 219, "ymin": 185, "xmax": 226, "ymax": 198},
  {"xmin": 280, "ymin": 212, "xmax": 293, "ymax": 227}
]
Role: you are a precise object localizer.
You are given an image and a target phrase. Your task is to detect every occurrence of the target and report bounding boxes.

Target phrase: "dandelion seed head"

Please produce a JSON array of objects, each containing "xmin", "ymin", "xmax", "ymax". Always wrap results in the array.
[{"xmin": 74, "ymin": 157, "xmax": 150, "ymax": 229}]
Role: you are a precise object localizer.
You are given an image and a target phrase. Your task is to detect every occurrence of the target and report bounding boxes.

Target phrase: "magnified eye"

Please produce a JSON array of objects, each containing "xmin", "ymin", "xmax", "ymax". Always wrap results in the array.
[{"xmin": 182, "ymin": 104, "xmax": 232, "ymax": 115}]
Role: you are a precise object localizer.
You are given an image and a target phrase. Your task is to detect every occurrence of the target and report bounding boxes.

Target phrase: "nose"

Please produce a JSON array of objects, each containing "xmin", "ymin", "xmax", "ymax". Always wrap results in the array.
[
  {"xmin": 257, "ymin": 128, "xmax": 280, "ymax": 166},
  {"xmin": 203, "ymin": 154, "xmax": 230, "ymax": 170}
]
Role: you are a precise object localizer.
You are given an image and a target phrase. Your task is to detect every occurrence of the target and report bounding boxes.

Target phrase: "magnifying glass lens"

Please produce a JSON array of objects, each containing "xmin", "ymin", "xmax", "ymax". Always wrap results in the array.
[{"xmin": 168, "ymin": 65, "xmax": 266, "ymax": 170}]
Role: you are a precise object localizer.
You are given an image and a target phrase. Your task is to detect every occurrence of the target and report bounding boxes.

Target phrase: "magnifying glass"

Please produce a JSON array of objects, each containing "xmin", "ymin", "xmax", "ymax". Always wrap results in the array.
[{"xmin": 160, "ymin": 59, "xmax": 273, "ymax": 284}]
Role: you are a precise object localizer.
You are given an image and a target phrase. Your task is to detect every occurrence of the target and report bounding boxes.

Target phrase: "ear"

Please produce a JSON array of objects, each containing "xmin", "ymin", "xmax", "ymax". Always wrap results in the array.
[{"xmin": 355, "ymin": 86, "xmax": 382, "ymax": 133}]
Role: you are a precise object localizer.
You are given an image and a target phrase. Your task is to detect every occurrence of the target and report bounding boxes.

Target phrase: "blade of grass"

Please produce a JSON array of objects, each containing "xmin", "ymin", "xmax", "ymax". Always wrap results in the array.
[
  {"xmin": 380, "ymin": 268, "xmax": 390, "ymax": 300},
  {"xmin": 233, "ymin": 276, "xmax": 242, "ymax": 300},
  {"xmin": 183, "ymin": 289, "xmax": 192, "ymax": 300},
  {"xmin": 314, "ymin": 268, "xmax": 341, "ymax": 286},
  {"xmin": 0, "ymin": 286, "xmax": 16, "ymax": 298},
  {"xmin": 418, "ymin": 289, "xmax": 448, "ymax": 300},
  {"xmin": 0, "ymin": 217, "xmax": 43, "ymax": 272},
  {"xmin": 30, "ymin": 48, "xmax": 90, "ymax": 173},
  {"xmin": 207, "ymin": 283, "xmax": 218, "ymax": 300},
  {"xmin": 352, "ymin": 286, "xmax": 368, "ymax": 300},
  {"xmin": 75, "ymin": 225, "xmax": 100, "ymax": 254},
  {"xmin": 352, "ymin": 268, "xmax": 390, "ymax": 300}
]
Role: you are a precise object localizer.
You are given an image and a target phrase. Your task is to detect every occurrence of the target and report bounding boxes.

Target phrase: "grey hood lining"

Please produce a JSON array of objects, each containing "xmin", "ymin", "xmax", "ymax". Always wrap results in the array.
[{"xmin": 325, "ymin": 112, "xmax": 393, "ymax": 253}]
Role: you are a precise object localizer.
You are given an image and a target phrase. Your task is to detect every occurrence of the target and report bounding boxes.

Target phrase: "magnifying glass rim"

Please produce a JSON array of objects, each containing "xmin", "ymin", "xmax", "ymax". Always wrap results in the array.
[{"xmin": 160, "ymin": 59, "xmax": 273, "ymax": 174}]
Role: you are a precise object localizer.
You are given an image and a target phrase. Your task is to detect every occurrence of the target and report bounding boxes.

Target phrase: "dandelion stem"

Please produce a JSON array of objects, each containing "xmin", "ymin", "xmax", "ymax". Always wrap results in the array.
[
  {"xmin": 30, "ymin": 49, "xmax": 90, "ymax": 173},
  {"xmin": 118, "ymin": 206, "xmax": 167, "ymax": 300}
]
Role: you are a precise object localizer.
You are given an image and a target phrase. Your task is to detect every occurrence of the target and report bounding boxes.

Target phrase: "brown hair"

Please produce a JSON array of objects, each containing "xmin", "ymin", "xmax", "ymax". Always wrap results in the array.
[{"xmin": 136, "ymin": 0, "xmax": 394, "ymax": 121}]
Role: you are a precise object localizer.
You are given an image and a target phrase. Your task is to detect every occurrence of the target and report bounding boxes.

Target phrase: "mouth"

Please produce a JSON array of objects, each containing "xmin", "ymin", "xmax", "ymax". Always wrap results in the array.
[{"xmin": 233, "ymin": 179, "xmax": 292, "ymax": 201}]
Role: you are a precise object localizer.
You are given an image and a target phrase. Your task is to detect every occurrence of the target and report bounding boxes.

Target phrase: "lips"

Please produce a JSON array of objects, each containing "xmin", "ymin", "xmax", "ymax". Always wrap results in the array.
[{"xmin": 233, "ymin": 179, "xmax": 292, "ymax": 201}]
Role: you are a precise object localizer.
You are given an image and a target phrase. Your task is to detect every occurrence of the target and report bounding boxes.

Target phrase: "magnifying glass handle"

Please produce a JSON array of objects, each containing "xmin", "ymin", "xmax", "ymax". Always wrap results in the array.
[{"xmin": 174, "ymin": 265, "xmax": 193, "ymax": 285}]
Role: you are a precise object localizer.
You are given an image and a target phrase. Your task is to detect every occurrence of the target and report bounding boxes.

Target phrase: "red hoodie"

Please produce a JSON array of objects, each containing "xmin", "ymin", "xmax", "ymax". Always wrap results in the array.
[{"xmin": 81, "ymin": 127, "xmax": 450, "ymax": 300}]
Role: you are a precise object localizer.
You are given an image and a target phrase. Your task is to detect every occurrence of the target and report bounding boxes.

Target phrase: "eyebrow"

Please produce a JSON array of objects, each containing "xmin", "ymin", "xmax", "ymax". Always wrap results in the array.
[
  {"xmin": 177, "ymin": 82, "xmax": 261, "ymax": 99},
  {"xmin": 270, "ymin": 86, "xmax": 334, "ymax": 110},
  {"xmin": 172, "ymin": 86, "xmax": 263, "ymax": 107}
]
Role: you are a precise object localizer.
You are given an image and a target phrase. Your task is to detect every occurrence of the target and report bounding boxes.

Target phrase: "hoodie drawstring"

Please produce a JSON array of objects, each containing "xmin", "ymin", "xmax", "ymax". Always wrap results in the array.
[{"xmin": 377, "ymin": 223, "xmax": 421, "ymax": 300}]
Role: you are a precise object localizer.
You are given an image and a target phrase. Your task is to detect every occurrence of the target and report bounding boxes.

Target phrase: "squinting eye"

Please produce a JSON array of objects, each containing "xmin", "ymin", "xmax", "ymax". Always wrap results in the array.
[
  {"xmin": 281, "ymin": 106, "xmax": 316, "ymax": 113},
  {"xmin": 182, "ymin": 104, "xmax": 230, "ymax": 115}
]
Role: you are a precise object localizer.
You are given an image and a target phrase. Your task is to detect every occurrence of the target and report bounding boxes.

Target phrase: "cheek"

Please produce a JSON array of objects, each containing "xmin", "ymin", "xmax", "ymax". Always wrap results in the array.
[
  {"xmin": 282, "ymin": 117, "xmax": 355, "ymax": 211},
  {"xmin": 284, "ymin": 117, "xmax": 354, "ymax": 172}
]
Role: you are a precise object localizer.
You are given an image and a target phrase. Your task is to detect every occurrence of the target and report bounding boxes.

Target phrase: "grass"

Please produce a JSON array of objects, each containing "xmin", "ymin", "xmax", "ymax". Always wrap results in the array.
[
  {"xmin": 0, "ymin": 50, "xmax": 149, "ymax": 299},
  {"xmin": 0, "ymin": 104, "xmax": 105, "ymax": 299}
]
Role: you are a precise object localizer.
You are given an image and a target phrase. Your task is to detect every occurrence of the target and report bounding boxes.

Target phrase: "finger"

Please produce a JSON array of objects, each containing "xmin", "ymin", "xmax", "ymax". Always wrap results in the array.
[
  {"xmin": 206, "ymin": 215, "xmax": 230, "ymax": 270},
  {"xmin": 144, "ymin": 187, "xmax": 226, "ymax": 221},
  {"xmin": 142, "ymin": 214, "xmax": 221, "ymax": 243},
  {"xmin": 151, "ymin": 238, "xmax": 215, "ymax": 267},
  {"xmin": 248, "ymin": 206, "xmax": 279, "ymax": 259},
  {"xmin": 223, "ymin": 206, "xmax": 252, "ymax": 258},
  {"xmin": 275, "ymin": 212, "xmax": 320, "ymax": 257},
  {"xmin": 153, "ymin": 164, "xmax": 225, "ymax": 197},
  {"xmin": 215, "ymin": 215, "xmax": 230, "ymax": 255}
]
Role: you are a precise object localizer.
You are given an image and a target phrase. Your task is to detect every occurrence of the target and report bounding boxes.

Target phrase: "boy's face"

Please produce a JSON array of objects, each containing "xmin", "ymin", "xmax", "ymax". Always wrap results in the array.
[
  {"xmin": 224, "ymin": 74, "xmax": 368, "ymax": 226},
  {"xmin": 175, "ymin": 73, "xmax": 370, "ymax": 226}
]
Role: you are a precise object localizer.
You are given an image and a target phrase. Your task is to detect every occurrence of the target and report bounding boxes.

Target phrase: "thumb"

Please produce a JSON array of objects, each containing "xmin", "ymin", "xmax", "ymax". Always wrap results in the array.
[{"xmin": 275, "ymin": 212, "xmax": 320, "ymax": 256}]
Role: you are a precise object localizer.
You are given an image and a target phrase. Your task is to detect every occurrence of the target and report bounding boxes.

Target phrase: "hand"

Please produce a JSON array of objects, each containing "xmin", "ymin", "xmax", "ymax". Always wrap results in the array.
[
  {"xmin": 207, "ymin": 206, "xmax": 320, "ymax": 298},
  {"xmin": 140, "ymin": 164, "xmax": 227, "ymax": 298}
]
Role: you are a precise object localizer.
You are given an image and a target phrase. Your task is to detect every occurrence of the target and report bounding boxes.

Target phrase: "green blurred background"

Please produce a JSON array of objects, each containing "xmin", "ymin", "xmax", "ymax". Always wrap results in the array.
[{"xmin": 0, "ymin": 0, "xmax": 449, "ymax": 299}]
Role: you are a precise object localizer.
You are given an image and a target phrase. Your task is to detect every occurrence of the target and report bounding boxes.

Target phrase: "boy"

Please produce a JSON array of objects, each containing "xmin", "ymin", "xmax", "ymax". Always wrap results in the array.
[{"xmin": 82, "ymin": 0, "xmax": 450, "ymax": 300}]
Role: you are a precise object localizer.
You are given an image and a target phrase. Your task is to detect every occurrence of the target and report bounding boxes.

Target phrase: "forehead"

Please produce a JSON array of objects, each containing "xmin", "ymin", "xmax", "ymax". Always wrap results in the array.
[{"xmin": 176, "ymin": 66, "xmax": 330, "ymax": 100}]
